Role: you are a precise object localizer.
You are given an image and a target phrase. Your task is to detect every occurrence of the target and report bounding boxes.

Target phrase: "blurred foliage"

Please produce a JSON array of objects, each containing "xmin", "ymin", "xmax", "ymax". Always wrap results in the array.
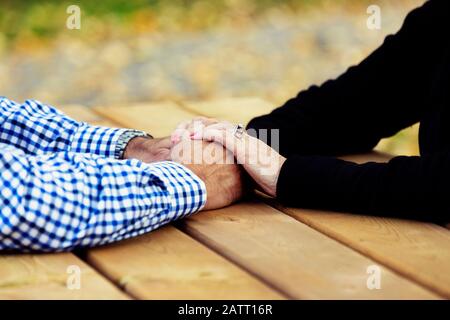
[
  {"xmin": 0, "ymin": 0, "xmax": 424, "ymax": 155},
  {"xmin": 0, "ymin": 0, "xmax": 379, "ymax": 45}
]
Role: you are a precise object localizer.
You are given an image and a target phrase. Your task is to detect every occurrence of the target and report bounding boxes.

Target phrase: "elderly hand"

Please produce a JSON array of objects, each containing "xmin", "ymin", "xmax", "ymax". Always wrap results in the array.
[
  {"xmin": 124, "ymin": 136, "xmax": 172, "ymax": 163},
  {"xmin": 171, "ymin": 139, "xmax": 245, "ymax": 210},
  {"xmin": 179, "ymin": 119, "xmax": 286, "ymax": 197}
]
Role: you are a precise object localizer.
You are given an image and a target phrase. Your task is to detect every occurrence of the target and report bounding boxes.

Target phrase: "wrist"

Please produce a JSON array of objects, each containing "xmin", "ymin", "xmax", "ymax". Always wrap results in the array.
[
  {"xmin": 271, "ymin": 156, "xmax": 287, "ymax": 197},
  {"xmin": 123, "ymin": 136, "xmax": 151, "ymax": 160},
  {"xmin": 116, "ymin": 130, "xmax": 152, "ymax": 159},
  {"xmin": 124, "ymin": 136, "xmax": 172, "ymax": 163}
]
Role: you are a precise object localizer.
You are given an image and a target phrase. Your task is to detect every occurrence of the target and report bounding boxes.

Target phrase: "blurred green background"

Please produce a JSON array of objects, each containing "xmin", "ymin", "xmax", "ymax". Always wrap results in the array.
[{"xmin": 0, "ymin": 0, "xmax": 425, "ymax": 155}]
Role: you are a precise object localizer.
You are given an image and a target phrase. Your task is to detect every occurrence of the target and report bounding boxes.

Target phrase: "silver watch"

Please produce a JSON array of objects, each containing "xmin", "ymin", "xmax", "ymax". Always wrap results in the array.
[{"xmin": 115, "ymin": 130, "xmax": 153, "ymax": 159}]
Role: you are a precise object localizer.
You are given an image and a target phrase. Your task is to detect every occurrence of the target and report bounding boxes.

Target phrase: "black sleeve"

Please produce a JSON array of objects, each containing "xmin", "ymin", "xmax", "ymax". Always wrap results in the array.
[
  {"xmin": 247, "ymin": 0, "xmax": 448, "ymax": 157},
  {"xmin": 277, "ymin": 153, "xmax": 450, "ymax": 222}
]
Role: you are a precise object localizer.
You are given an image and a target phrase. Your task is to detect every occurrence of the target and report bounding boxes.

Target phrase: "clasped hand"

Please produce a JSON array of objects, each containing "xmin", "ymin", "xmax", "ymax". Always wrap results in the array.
[
  {"xmin": 171, "ymin": 117, "xmax": 286, "ymax": 198},
  {"xmin": 124, "ymin": 117, "xmax": 286, "ymax": 210},
  {"xmin": 124, "ymin": 132, "xmax": 245, "ymax": 211}
]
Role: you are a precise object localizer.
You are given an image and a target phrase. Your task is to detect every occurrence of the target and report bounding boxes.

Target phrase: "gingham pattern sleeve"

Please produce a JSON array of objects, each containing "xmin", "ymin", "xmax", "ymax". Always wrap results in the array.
[
  {"xmin": 0, "ymin": 97, "xmax": 127, "ymax": 158},
  {"xmin": 0, "ymin": 145, "xmax": 206, "ymax": 252}
]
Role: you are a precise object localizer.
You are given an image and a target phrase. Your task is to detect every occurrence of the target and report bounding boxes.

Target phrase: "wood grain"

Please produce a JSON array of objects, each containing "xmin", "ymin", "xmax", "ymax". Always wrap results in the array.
[
  {"xmin": 59, "ymin": 104, "xmax": 118, "ymax": 127},
  {"xmin": 0, "ymin": 253, "xmax": 128, "ymax": 299},
  {"xmin": 274, "ymin": 203, "xmax": 450, "ymax": 298},
  {"xmin": 94, "ymin": 102, "xmax": 196, "ymax": 137},
  {"xmin": 65, "ymin": 104, "xmax": 283, "ymax": 299},
  {"xmin": 180, "ymin": 201, "xmax": 438, "ymax": 299},
  {"xmin": 87, "ymin": 226, "xmax": 283, "ymax": 300},
  {"xmin": 180, "ymin": 97, "xmax": 275, "ymax": 125}
]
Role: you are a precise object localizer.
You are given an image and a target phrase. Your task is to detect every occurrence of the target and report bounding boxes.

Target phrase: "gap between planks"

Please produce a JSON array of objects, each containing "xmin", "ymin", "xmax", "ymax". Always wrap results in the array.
[{"xmin": 0, "ymin": 253, "xmax": 129, "ymax": 299}]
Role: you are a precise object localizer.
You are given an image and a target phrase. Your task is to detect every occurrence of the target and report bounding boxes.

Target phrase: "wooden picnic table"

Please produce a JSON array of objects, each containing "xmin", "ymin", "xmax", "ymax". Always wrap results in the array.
[{"xmin": 1, "ymin": 97, "xmax": 449, "ymax": 300}]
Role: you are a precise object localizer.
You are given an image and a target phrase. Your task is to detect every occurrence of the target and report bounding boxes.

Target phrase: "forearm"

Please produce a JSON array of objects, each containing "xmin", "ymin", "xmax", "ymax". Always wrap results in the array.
[
  {"xmin": 0, "ymin": 97, "xmax": 128, "ymax": 157},
  {"xmin": 277, "ymin": 153, "xmax": 450, "ymax": 222},
  {"xmin": 0, "ymin": 147, "xmax": 206, "ymax": 252}
]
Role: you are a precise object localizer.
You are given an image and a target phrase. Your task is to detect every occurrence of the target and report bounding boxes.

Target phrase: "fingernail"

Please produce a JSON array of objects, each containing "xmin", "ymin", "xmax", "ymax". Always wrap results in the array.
[{"xmin": 191, "ymin": 132, "xmax": 201, "ymax": 140}]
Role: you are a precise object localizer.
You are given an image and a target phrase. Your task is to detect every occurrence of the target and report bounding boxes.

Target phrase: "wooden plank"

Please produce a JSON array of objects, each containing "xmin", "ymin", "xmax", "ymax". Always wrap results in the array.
[
  {"xmin": 0, "ymin": 253, "xmax": 128, "ymax": 299},
  {"xmin": 94, "ymin": 102, "xmax": 197, "ymax": 137},
  {"xmin": 175, "ymin": 98, "xmax": 450, "ymax": 298},
  {"xmin": 180, "ymin": 97, "xmax": 275, "ymax": 125},
  {"xmin": 87, "ymin": 226, "xmax": 283, "ymax": 300},
  {"xmin": 180, "ymin": 201, "xmax": 439, "ymax": 299},
  {"xmin": 0, "ymin": 104, "xmax": 134, "ymax": 300},
  {"xmin": 274, "ymin": 202, "xmax": 450, "ymax": 298},
  {"xmin": 59, "ymin": 104, "xmax": 117, "ymax": 127},
  {"xmin": 96, "ymin": 102, "xmax": 440, "ymax": 299},
  {"xmin": 64, "ymin": 104, "xmax": 284, "ymax": 300}
]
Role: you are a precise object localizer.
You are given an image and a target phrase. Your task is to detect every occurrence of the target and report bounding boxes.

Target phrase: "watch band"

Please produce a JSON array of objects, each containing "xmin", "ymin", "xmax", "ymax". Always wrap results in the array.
[{"xmin": 115, "ymin": 130, "xmax": 153, "ymax": 159}]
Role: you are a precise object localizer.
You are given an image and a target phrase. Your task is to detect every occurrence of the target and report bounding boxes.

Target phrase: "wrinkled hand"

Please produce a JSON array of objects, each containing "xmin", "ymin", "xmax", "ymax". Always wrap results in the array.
[
  {"xmin": 184, "ymin": 119, "xmax": 286, "ymax": 197},
  {"xmin": 124, "ymin": 136, "xmax": 172, "ymax": 163},
  {"xmin": 171, "ymin": 139, "xmax": 245, "ymax": 211}
]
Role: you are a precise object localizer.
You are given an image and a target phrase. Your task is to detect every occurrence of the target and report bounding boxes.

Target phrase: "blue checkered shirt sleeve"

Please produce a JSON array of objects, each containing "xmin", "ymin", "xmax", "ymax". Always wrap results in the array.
[
  {"xmin": 0, "ymin": 97, "xmax": 127, "ymax": 158},
  {"xmin": 0, "ymin": 145, "xmax": 206, "ymax": 252}
]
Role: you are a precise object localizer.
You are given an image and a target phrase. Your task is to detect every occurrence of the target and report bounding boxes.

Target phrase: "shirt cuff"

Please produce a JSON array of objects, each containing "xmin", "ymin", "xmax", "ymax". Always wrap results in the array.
[
  {"xmin": 147, "ymin": 161, "xmax": 207, "ymax": 217},
  {"xmin": 71, "ymin": 124, "xmax": 128, "ymax": 159}
]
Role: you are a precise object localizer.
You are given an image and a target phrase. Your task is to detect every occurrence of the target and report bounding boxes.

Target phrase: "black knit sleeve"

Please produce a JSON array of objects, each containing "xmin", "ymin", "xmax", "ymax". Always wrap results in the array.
[{"xmin": 276, "ymin": 153, "xmax": 450, "ymax": 222}]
